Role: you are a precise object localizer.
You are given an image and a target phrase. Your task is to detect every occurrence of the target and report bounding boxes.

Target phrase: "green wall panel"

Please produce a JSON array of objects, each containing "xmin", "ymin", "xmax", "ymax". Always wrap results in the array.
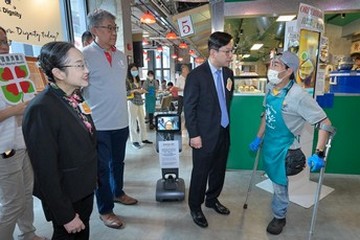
[
  {"xmin": 228, "ymin": 95, "xmax": 264, "ymax": 170},
  {"xmin": 319, "ymin": 96, "xmax": 360, "ymax": 174}
]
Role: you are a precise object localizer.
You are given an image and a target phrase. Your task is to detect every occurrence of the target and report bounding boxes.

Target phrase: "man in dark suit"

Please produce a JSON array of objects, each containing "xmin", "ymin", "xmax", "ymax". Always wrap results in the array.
[{"xmin": 184, "ymin": 31, "xmax": 234, "ymax": 228}]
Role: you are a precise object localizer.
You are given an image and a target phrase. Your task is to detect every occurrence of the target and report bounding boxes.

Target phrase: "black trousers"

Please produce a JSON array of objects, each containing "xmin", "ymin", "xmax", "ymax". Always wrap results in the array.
[
  {"xmin": 188, "ymin": 127, "xmax": 230, "ymax": 211},
  {"xmin": 51, "ymin": 193, "xmax": 94, "ymax": 240},
  {"xmin": 177, "ymin": 96, "xmax": 183, "ymax": 115}
]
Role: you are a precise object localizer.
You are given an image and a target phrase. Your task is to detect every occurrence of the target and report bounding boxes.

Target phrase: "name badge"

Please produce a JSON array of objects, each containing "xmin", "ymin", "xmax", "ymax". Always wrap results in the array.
[
  {"xmin": 79, "ymin": 102, "xmax": 92, "ymax": 114},
  {"xmin": 226, "ymin": 78, "xmax": 233, "ymax": 91}
]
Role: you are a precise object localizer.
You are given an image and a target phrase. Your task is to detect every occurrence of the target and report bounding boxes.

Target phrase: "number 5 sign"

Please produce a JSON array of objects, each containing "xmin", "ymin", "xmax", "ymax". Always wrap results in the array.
[{"xmin": 177, "ymin": 15, "xmax": 195, "ymax": 37}]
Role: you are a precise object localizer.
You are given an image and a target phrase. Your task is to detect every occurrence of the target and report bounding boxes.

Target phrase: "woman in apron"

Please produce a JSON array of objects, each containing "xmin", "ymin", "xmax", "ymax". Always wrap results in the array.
[
  {"xmin": 143, "ymin": 70, "xmax": 159, "ymax": 130},
  {"xmin": 249, "ymin": 51, "xmax": 331, "ymax": 235}
]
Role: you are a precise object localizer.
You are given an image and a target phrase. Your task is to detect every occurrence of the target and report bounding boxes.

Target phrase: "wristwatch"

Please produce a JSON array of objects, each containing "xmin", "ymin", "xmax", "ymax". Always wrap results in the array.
[{"xmin": 315, "ymin": 149, "xmax": 325, "ymax": 158}]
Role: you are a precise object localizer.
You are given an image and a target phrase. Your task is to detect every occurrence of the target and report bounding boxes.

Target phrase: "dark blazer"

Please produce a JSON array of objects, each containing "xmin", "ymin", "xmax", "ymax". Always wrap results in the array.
[
  {"xmin": 184, "ymin": 61, "xmax": 234, "ymax": 152},
  {"xmin": 22, "ymin": 86, "xmax": 97, "ymax": 225}
]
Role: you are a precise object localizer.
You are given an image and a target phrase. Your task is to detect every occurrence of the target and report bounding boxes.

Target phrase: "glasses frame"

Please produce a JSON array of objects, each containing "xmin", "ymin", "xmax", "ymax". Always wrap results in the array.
[
  {"xmin": 61, "ymin": 64, "xmax": 88, "ymax": 70},
  {"xmin": 217, "ymin": 48, "xmax": 235, "ymax": 55},
  {"xmin": 94, "ymin": 25, "xmax": 119, "ymax": 32}
]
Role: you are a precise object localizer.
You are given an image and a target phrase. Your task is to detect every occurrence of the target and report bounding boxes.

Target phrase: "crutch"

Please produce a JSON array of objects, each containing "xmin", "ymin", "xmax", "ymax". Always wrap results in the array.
[
  {"xmin": 243, "ymin": 146, "xmax": 261, "ymax": 209},
  {"xmin": 308, "ymin": 125, "xmax": 336, "ymax": 240}
]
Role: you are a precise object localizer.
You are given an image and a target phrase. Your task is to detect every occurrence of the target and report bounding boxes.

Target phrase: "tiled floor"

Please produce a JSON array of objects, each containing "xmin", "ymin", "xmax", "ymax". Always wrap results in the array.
[{"xmin": 15, "ymin": 126, "xmax": 360, "ymax": 240}]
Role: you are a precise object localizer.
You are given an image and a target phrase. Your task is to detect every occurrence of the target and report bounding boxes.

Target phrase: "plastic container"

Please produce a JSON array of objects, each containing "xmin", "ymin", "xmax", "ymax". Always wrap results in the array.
[{"xmin": 329, "ymin": 70, "xmax": 360, "ymax": 93}]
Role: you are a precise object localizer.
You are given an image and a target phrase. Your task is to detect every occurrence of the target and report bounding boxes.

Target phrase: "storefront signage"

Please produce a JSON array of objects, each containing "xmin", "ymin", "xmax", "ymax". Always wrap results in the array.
[
  {"xmin": 177, "ymin": 15, "xmax": 195, "ymax": 37},
  {"xmin": 295, "ymin": 3, "xmax": 324, "ymax": 90},
  {"xmin": 297, "ymin": 3, "xmax": 324, "ymax": 33},
  {"xmin": 0, "ymin": 0, "xmax": 64, "ymax": 46}
]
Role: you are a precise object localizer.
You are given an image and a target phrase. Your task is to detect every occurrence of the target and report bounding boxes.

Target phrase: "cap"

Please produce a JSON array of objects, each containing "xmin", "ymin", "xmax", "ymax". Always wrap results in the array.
[{"xmin": 279, "ymin": 51, "xmax": 299, "ymax": 74}]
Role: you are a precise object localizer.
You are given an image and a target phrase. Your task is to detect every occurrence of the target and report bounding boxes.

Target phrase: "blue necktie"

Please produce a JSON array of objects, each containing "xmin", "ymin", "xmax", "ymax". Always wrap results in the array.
[{"xmin": 215, "ymin": 70, "xmax": 229, "ymax": 127}]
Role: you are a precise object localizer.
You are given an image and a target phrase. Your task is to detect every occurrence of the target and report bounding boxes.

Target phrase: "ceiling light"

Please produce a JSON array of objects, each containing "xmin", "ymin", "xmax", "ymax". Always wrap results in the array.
[
  {"xmin": 166, "ymin": 31, "xmax": 177, "ymax": 40},
  {"xmin": 140, "ymin": 11, "xmax": 156, "ymax": 24},
  {"xmin": 250, "ymin": 43, "xmax": 263, "ymax": 50},
  {"xmin": 142, "ymin": 38, "xmax": 149, "ymax": 45},
  {"xmin": 157, "ymin": 45, "xmax": 163, "ymax": 52},
  {"xmin": 171, "ymin": 54, "xmax": 178, "ymax": 59},
  {"xmin": 179, "ymin": 42, "xmax": 188, "ymax": 49},
  {"xmin": 243, "ymin": 54, "xmax": 250, "ymax": 58},
  {"xmin": 178, "ymin": 57, "xmax": 183, "ymax": 62},
  {"xmin": 276, "ymin": 15, "xmax": 296, "ymax": 22}
]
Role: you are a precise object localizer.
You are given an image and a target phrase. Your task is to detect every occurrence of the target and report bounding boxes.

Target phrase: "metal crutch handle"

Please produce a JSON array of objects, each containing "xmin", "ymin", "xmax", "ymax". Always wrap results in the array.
[{"xmin": 243, "ymin": 146, "xmax": 261, "ymax": 209}]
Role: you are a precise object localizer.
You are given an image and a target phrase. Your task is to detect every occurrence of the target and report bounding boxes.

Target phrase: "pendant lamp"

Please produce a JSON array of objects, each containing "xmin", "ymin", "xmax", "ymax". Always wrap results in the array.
[
  {"xmin": 179, "ymin": 42, "xmax": 188, "ymax": 49},
  {"xmin": 166, "ymin": 31, "xmax": 177, "ymax": 40},
  {"xmin": 140, "ymin": 11, "xmax": 156, "ymax": 24}
]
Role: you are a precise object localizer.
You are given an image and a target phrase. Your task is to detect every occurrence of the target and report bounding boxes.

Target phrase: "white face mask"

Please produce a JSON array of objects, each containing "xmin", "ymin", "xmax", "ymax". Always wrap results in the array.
[
  {"xmin": 267, "ymin": 69, "xmax": 284, "ymax": 85},
  {"xmin": 148, "ymin": 76, "xmax": 154, "ymax": 80},
  {"xmin": 131, "ymin": 70, "xmax": 139, "ymax": 77}
]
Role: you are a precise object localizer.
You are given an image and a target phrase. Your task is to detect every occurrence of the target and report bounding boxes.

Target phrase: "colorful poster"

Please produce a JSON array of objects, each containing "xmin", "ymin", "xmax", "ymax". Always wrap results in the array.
[
  {"xmin": 0, "ymin": 53, "xmax": 36, "ymax": 105},
  {"xmin": 296, "ymin": 29, "xmax": 320, "ymax": 89},
  {"xmin": 295, "ymin": 3, "xmax": 324, "ymax": 91},
  {"xmin": 0, "ymin": 0, "xmax": 64, "ymax": 45}
]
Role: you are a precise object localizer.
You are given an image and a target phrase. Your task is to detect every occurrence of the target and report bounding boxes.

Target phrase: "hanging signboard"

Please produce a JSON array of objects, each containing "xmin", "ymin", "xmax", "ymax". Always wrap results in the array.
[
  {"xmin": 177, "ymin": 15, "xmax": 195, "ymax": 37},
  {"xmin": 0, "ymin": 0, "xmax": 64, "ymax": 45}
]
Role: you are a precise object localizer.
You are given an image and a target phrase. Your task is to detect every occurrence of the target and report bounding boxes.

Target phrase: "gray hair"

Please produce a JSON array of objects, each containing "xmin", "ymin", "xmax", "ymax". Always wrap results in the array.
[{"xmin": 87, "ymin": 9, "xmax": 116, "ymax": 29}]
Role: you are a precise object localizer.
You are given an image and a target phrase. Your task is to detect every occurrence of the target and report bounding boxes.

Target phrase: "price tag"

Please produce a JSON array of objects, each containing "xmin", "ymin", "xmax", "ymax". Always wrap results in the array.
[{"xmin": 177, "ymin": 15, "xmax": 195, "ymax": 37}]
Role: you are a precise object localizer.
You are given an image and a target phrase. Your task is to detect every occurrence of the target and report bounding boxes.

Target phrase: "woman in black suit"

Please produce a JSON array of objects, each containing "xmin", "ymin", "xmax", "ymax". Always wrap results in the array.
[
  {"xmin": 184, "ymin": 32, "xmax": 234, "ymax": 228},
  {"xmin": 22, "ymin": 42, "xmax": 97, "ymax": 240}
]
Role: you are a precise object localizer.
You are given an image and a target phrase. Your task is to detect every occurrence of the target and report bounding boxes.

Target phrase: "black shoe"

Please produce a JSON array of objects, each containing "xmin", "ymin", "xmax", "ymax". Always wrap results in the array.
[
  {"xmin": 190, "ymin": 210, "xmax": 208, "ymax": 228},
  {"xmin": 205, "ymin": 201, "xmax": 230, "ymax": 215},
  {"xmin": 266, "ymin": 217, "xmax": 286, "ymax": 235},
  {"xmin": 142, "ymin": 140, "xmax": 153, "ymax": 144}
]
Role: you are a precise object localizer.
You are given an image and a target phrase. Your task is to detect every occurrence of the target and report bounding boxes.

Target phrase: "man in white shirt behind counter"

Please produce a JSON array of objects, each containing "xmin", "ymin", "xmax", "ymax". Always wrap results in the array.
[{"xmin": 175, "ymin": 64, "xmax": 189, "ymax": 115}]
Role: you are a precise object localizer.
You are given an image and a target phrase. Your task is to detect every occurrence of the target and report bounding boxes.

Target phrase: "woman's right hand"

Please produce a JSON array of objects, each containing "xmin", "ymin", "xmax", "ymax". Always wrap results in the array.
[{"xmin": 63, "ymin": 213, "xmax": 85, "ymax": 234}]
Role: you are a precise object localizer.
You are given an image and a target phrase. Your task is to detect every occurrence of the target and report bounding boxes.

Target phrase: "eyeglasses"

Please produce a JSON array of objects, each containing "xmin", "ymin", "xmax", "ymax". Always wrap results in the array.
[
  {"xmin": 61, "ymin": 63, "xmax": 88, "ymax": 70},
  {"xmin": 95, "ymin": 25, "xmax": 119, "ymax": 32},
  {"xmin": 217, "ymin": 48, "xmax": 235, "ymax": 55},
  {"xmin": 0, "ymin": 40, "xmax": 12, "ymax": 47}
]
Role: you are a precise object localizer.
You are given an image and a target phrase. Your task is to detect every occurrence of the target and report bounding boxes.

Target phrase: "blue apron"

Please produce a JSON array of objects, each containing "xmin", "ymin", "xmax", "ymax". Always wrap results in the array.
[
  {"xmin": 262, "ymin": 82, "xmax": 294, "ymax": 185},
  {"xmin": 145, "ymin": 82, "xmax": 156, "ymax": 114}
]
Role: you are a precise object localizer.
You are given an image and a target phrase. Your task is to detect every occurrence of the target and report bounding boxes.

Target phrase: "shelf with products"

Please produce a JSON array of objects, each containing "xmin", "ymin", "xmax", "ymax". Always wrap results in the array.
[{"xmin": 233, "ymin": 75, "xmax": 267, "ymax": 95}]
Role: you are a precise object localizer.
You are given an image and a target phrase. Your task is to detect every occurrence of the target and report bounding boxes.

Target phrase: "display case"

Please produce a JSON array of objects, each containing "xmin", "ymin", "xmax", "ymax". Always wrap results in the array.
[{"xmin": 233, "ymin": 75, "xmax": 267, "ymax": 95}]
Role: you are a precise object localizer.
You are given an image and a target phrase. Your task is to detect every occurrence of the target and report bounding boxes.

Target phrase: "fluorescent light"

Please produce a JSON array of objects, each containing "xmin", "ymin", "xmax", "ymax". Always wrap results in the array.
[
  {"xmin": 243, "ymin": 54, "xmax": 250, "ymax": 58},
  {"xmin": 276, "ymin": 15, "xmax": 296, "ymax": 22},
  {"xmin": 250, "ymin": 44, "xmax": 263, "ymax": 50}
]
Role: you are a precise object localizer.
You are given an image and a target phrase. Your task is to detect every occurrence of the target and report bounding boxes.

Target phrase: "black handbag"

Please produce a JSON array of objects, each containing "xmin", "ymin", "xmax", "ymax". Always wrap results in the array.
[{"xmin": 285, "ymin": 149, "xmax": 306, "ymax": 176}]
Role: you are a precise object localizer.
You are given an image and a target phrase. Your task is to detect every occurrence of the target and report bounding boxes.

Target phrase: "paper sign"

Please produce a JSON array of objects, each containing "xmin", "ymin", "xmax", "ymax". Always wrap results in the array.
[
  {"xmin": 177, "ymin": 15, "xmax": 195, "ymax": 37},
  {"xmin": 159, "ymin": 140, "xmax": 179, "ymax": 169},
  {"xmin": 0, "ymin": 53, "xmax": 36, "ymax": 105}
]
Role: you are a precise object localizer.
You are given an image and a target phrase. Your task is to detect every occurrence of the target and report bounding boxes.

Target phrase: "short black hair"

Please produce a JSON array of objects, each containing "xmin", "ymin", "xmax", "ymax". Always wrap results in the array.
[
  {"xmin": 38, "ymin": 41, "xmax": 74, "ymax": 82},
  {"xmin": 147, "ymin": 70, "xmax": 154, "ymax": 76},
  {"xmin": 81, "ymin": 31, "xmax": 93, "ymax": 44},
  {"xmin": 208, "ymin": 31, "xmax": 233, "ymax": 51}
]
